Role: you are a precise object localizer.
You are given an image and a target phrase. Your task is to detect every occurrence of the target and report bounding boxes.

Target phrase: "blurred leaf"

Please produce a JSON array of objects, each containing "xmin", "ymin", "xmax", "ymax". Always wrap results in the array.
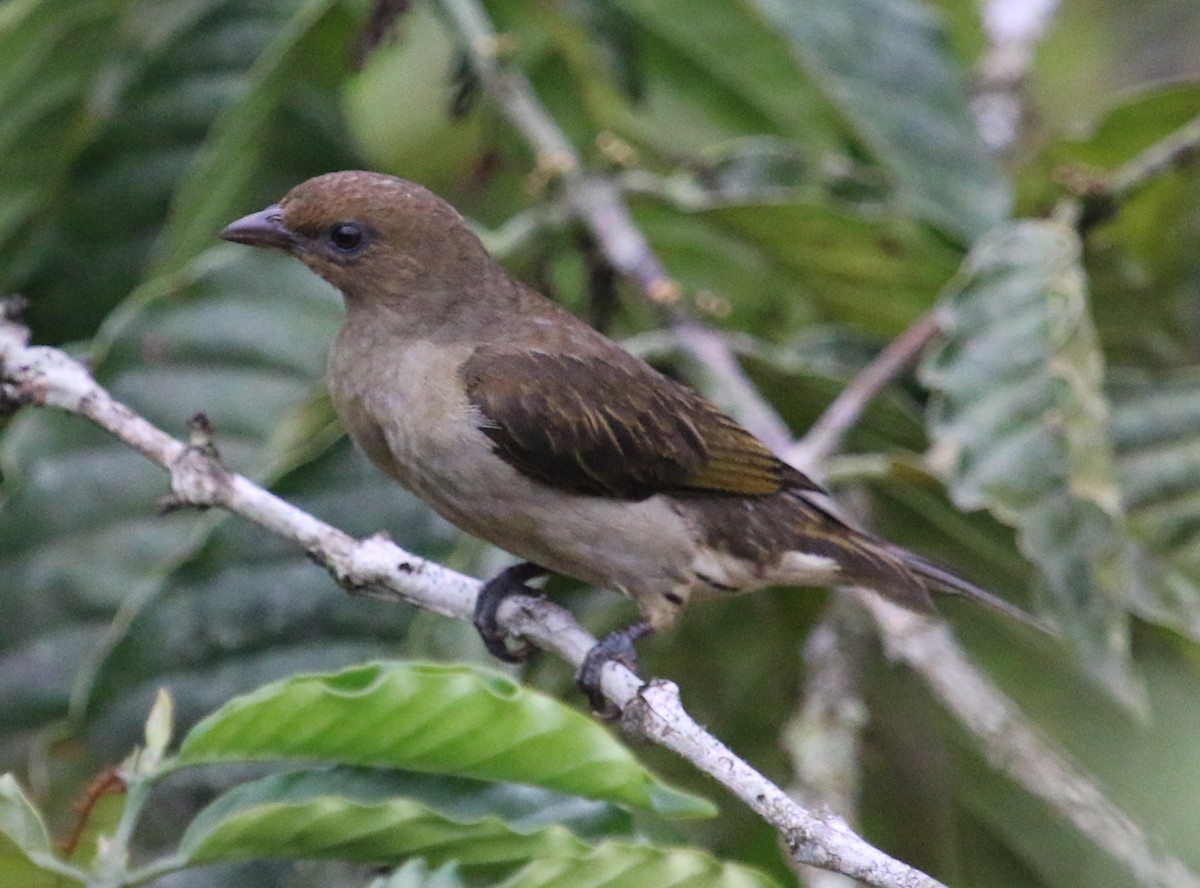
[
  {"xmin": 176, "ymin": 662, "xmax": 714, "ymax": 818},
  {"xmin": 1110, "ymin": 370, "xmax": 1200, "ymax": 637},
  {"xmin": 603, "ymin": 0, "xmax": 837, "ymax": 154},
  {"xmin": 0, "ymin": 248, "xmax": 340, "ymax": 752},
  {"xmin": 370, "ymin": 860, "xmax": 468, "ymax": 888},
  {"xmin": 179, "ymin": 767, "xmax": 590, "ymax": 866},
  {"xmin": 344, "ymin": 2, "xmax": 486, "ymax": 188},
  {"xmin": 61, "ymin": 787, "xmax": 125, "ymax": 872},
  {"xmin": 921, "ymin": 220, "xmax": 1138, "ymax": 704},
  {"xmin": 498, "ymin": 842, "xmax": 782, "ymax": 888},
  {"xmin": 154, "ymin": 0, "xmax": 358, "ymax": 274},
  {"xmin": 748, "ymin": 0, "xmax": 1009, "ymax": 241},
  {"xmin": 636, "ymin": 197, "xmax": 959, "ymax": 337},
  {"xmin": 0, "ymin": 774, "xmax": 80, "ymax": 886},
  {"xmin": 2, "ymin": 0, "xmax": 360, "ymax": 342},
  {"xmin": 1087, "ymin": 169, "xmax": 1200, "ymax": 368},
  {"xmin": 0, "ymin": 775, "xmax": 54, "ymax": 860},
  {"xmin": 0, "ymin": 0, "xmax": 122, "ymax": 331},
  {"xmin": 75, "ymin": 435, "xmax": 448, "ymax": 759},
  {"xmin": 1052, "ymin": 82, "xmax": 1200, "ymax": 170}
]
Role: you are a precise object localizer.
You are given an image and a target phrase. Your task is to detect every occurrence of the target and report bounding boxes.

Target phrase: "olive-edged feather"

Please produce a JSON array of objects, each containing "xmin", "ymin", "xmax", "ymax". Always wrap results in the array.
[{"xmin": 461, "ymin": 347, "xmax": 818, "ymax": 500}]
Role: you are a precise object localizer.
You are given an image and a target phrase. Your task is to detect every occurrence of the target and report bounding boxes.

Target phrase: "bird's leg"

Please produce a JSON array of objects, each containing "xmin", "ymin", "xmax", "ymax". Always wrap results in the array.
[
  {"xmin": 474, "ymin": 561, "xmax": 548, "ymax": 663},
  {"xmin": 577, "ymin": 622, "xmax": 652, "ymax": 715}
]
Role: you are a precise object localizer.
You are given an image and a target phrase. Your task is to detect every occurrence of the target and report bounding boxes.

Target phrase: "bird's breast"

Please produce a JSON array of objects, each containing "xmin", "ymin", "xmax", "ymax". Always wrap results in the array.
[{"xmin": 329, "ymin": 331, "xmax": 480, "ymax": 493}]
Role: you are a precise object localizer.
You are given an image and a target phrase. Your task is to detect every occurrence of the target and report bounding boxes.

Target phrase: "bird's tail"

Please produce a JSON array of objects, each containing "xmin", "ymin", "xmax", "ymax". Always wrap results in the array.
[
  {"xmin": 890, "ymin": 545, "xmax": 1058, "ymax": 637},
  {"xmin": 784, "ymin": 487, "xmax": 1055, "ymax": 635}
]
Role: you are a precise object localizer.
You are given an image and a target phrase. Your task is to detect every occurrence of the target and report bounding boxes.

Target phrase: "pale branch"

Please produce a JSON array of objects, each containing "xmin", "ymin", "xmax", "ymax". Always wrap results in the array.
[
  {"xmin": 434, "ymin": 0, "xmax": 793, "ymax": 453},
  {"xmin": 973, "ymin": 0, "xmax": 1061, "ymax": 153},
  {"xmin": 0, "ymin": 314, "xmax": 947, "ymax": 888},
  {"xmin": 789, "ymin": 312, "xmax": 940, "ymax": 473},
  {"xmin": 1105, "ymin": 112, "xmax": 1200, "ymax": 201},
  {"xmin": 1064, "ymin": 111, "xmax": 1200, "ymax": 230},
  {"xmin": 860, "ymin": 593, "xmax": 1200, "ymax": 888},
  {"xmin": 783, "ymin": 598, "xmax": 872, "ymax": 888}
]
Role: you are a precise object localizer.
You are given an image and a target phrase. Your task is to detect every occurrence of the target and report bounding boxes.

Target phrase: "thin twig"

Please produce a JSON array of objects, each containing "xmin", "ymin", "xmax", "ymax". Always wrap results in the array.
[
  {"xmin": 1069, "ymin": 111, "xmax": 1200, "ymax": 229},
  {"xmin": 972, "ymin": 0, "xmax": 1061, "ymax": 153},
  {"xmin": 1107, "ymin": 112, "xmax": 1200, "ymax": 201},
  {"xmin": 0, "ymin": 317, "xmax": 947, "ymax": 888},
  {"xmin": 789, "ymin": 313, "xmax": 940, "ymax": 471},
  {"xmin": 860, "ymin": 593, "xmax": 1200, "ymax": 888},
  {"xmin": 783, "ymin": 598, "xmax": 872, "ymax": 888},
  {"xmin": 1060, "ymin": 112, "xmax": 1200, "ymax": 231}
]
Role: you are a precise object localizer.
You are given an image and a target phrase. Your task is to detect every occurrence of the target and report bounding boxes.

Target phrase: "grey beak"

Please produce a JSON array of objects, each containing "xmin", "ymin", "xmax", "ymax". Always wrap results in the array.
[{"xmin": 219, "ymin": 205, "xmax": 295, "ymax": 251}]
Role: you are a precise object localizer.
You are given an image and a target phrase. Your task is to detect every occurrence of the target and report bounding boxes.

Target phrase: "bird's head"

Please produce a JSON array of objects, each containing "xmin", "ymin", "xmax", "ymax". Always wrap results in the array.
[{"xmin": 220, "ymin": 171, "xmax": 496, "ymax": 303}]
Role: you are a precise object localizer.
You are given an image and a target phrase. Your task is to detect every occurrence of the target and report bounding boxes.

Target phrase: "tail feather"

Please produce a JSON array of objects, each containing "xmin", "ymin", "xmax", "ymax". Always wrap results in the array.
[
  {"xmin": 784, "ymin": 487, "xmax": 1055, "ymax": 635},
  {"xmin": 893, "ymin": 547, "xmax": 1058, "ymax": 637}
]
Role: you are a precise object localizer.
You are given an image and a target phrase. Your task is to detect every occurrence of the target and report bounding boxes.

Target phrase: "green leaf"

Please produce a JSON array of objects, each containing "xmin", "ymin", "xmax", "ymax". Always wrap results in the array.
[
  {"xmin": 176, "ymin": 662, "xmax": 714, "ymax": 818},
  {"xmin": 921, "ymin": 220, "xmax": 1138, "ymax": 704},
  {"xmin": 0, "ymin": 775, "xmax": 53, "ymax": 860},
  {"xmin": 604, "ymin": 0, "xmax": 836, "ymax": 153},
  {"xmin": 498, "ymin": 842, "xmax": 782, "ymax": 888},
  {"xmin": 370, "ymin": 860, "xmax": 468, "ymax": 888},
  {"xmin": 634, "ymin": 197, "xmax": 960, "ymax": 338},
  {"xmin": 0, "ymin": 0, "xmax": 120, "ymax": 282},
  {"xmin": 706, "ymin": 200, "xmax": 961, "ymax": 332},
  {"xmin": 179, "ymin": 767, "xmax": 591, "ymax": 866},
  {"xmin": 749, "ymin": 0, "xmax": 1009, "ymax": 240},
  {"xmin": 1, "ymin": 0, "xmax": 360, "ymax": 341},
  {"xmin": 1110, "ymin": 370, "xmax": 1200, "ymax": 637},
  {"xmin": 0, "ymin": 247, "xmax": 341, "ymax": 745},
  {"xmin": 153, "ymin": 0, "xmax": 359, "ymax": 274},
  {"xmin": 1052, "ymin": 82, "xmax": 1200, "ymax": 170},
  {"xmin": 0, "ymin": 774, "xmax": 82, "ymax": 886},
  {"xmin": 344, "ymin": 2, "xmax": 486, "ymax": 189}
]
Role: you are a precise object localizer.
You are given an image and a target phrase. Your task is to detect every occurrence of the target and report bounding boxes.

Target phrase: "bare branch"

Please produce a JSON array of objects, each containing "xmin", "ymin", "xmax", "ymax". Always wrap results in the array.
[
  {"xmin": 1104, "ymin": 112, "xmax": 1200, "ymax": 201},
  {"xmin": 0, "ymin": 316, "xmax": 948, "ymax": 888},
  {"xmin": 860, "ymin": 593, "xmax": 1200, "ymax": 888},
  {"xmin": 784, "ymin": 598, "xmax": 873, "ymax": 888},
  {"xmin": 1066, "ymin": 112, "xmax": 1200, "ymax": 229},
  {"xmin": 973, "ymin": 0, "xmax": 1061, "ymax": 153},
  {"xmin": 789, "ymin": 313, "xmax": 940, "ymax": 471}
]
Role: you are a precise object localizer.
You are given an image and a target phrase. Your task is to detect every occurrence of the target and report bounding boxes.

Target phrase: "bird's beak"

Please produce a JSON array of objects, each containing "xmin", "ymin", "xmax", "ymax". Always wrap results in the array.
[{"xmin": 219, "ymin": 205, "xmax": 296, "ymax": 251}]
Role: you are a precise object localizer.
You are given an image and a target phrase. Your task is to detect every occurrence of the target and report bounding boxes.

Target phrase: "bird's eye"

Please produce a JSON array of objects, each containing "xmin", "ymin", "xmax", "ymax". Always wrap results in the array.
[{"xmin": 328, "ymin": 222, "xmax": 365, "ymax": 253}]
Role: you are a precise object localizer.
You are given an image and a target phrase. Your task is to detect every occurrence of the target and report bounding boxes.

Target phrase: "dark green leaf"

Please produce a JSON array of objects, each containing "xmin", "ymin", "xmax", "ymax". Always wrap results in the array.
[
  {"xmin": 179, "ymin": 767, "xmax": 590, "ymax": 866},
  {"xmin": 605, "ymin": 0, "xmax": 836, "ymax": 153},
  {"xmin": 0, "ymin": 248, "xmax": 340, "ymax": 748},
  {"xmin": 154, "ymin": 0, "xmax": 359, "ymax": 274},
  {"xmin": 642, "ymin": 198, "xmax": 960, "ymax": 337}
]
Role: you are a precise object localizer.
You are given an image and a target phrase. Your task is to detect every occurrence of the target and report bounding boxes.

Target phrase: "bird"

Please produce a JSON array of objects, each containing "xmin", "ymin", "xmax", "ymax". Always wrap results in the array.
[{"xmin": 220, "ymin": 170, "xmax": 1047, "ymax": 709}]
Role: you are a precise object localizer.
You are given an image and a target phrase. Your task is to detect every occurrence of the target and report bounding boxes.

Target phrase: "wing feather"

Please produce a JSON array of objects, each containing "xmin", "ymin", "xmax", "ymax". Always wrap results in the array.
[{"xmin": 461, "ymin": 347, "xmax": 815, "ymax": 500}]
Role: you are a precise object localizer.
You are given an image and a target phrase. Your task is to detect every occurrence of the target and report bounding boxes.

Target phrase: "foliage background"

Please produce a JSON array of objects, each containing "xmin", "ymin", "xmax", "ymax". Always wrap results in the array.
[{"xmin": 3, "ymin": 0, "xmax": 1200, "ymax": 885}]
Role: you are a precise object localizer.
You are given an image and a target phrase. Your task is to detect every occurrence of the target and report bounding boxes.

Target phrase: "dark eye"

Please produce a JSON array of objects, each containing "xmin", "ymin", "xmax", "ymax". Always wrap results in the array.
[{"xmin": 328, "ymin": 222, "xmax": 365, "ymax": 253}]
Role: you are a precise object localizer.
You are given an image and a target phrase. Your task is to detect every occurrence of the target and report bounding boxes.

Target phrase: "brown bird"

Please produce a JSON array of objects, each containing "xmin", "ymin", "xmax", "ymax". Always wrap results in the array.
[{"xmin": 221, "ymin": 171, "xmax": 1045, "ymax": 707}]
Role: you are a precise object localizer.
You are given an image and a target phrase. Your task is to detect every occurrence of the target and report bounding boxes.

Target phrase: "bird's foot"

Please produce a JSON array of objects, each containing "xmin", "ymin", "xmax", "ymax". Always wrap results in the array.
[
  {"xmin": 576, "ymin": 622, "xmax": 652, "ymax": 718},
  {"xmin": 474, "ymin": 562, "xmax": 547, "ymax": 663}
]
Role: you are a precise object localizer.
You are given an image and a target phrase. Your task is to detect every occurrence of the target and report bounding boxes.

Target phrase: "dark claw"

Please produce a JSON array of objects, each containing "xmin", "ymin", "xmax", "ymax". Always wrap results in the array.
[
  {"xmin": 576, "ymin": 622, "xmax": 652, "ymax": 717},
  {"xmin": 473, "ymin": 562, "xmax": 547, "ymax": 663}
]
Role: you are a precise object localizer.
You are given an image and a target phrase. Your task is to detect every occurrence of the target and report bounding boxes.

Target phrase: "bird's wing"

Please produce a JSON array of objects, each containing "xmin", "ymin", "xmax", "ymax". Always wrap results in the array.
[{"xmin": 461, "ymin": 346, "xmax": 820, "ymax": 500}]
